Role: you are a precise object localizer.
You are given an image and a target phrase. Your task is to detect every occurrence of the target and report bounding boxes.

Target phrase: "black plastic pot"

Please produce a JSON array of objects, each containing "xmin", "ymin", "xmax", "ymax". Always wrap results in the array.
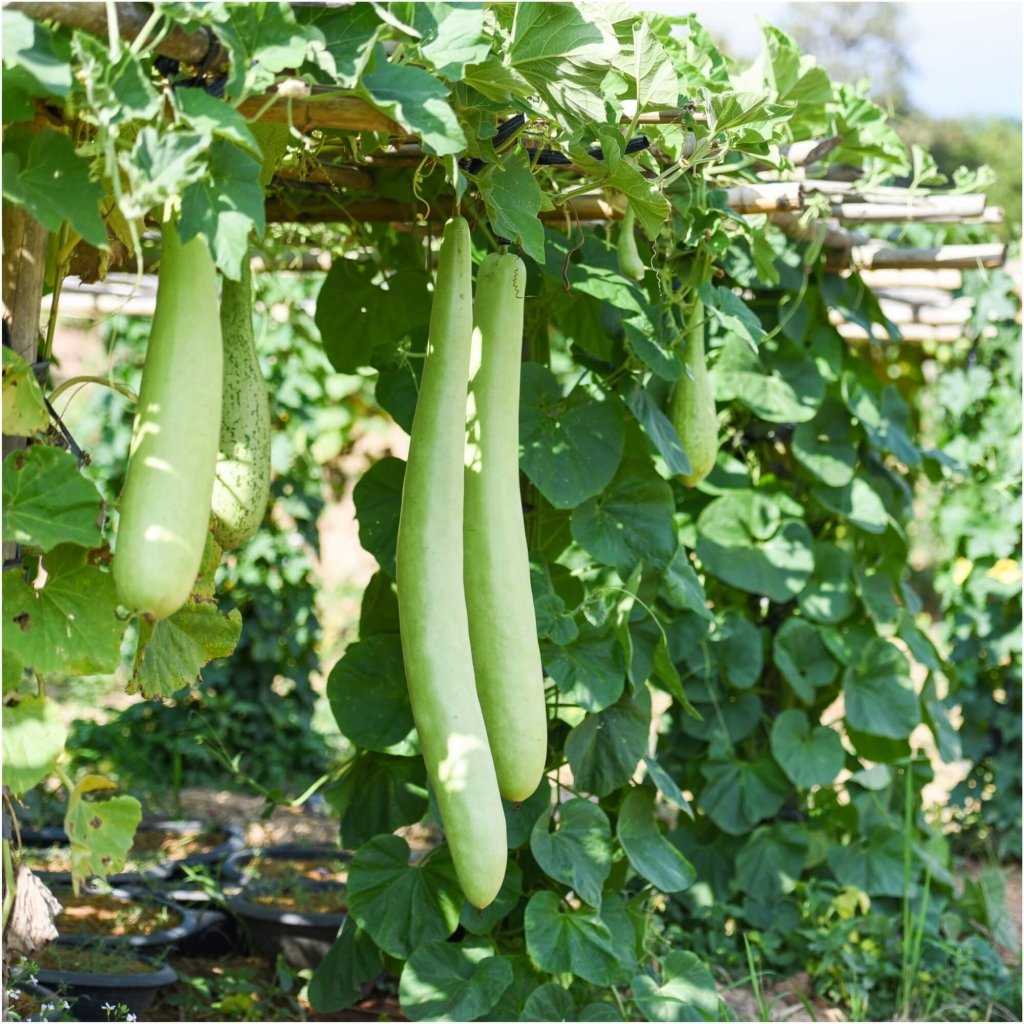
[
  {"xmin": 51, "ymin": 886, "xmax": 199, "ymax": 957},
  {"xmin": 35, "ymin": 955, "xmax": 177, "ymax": 1021},
  {"xmin": 221, "ymin": 843, "xmax": 351, "ymax": 886},
  {"xmin": 156, "ymin": 886, "xmax": 240, "ymax": 957},
  {"xmin": 142, "ymin": 818, "xmax": 246, "ymax": 877},
  {"xmin": 226, "ymin": 889, "xmax": 346, "ymax": 971},
  {"xmin": 21, "ymin": 819, "xmax": 245, "ymax": 887}
]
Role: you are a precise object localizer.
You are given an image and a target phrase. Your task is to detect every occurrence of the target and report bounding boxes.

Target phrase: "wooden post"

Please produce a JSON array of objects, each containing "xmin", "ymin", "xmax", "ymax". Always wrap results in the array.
[{"xmin": 2, "ymin": 201, "xmax": 50, "ymax": 563}]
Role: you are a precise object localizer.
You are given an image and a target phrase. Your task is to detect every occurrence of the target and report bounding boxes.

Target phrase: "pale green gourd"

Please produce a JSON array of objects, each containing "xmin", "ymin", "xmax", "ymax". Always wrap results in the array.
[
  {"xmin": 395, "ymin": 217, "xmax": 508, "ymax": 909},
  {"xmin": 112, "ymin": 220, "xmax": 222, "ymax": 620},
  {"xmin": 211, "ymin": 258, "xmax": 271, "ymax": 550},
  {"xmin": 617, "ymin": 204, "xmax": 646, "ymax": 281},
  {"xmin": 464, "ymin": 252, "xmax": 547, "ymax": 803},
  {"xmin": 671, "ymin": 298, "xmax": 718, "ymax": 487}
]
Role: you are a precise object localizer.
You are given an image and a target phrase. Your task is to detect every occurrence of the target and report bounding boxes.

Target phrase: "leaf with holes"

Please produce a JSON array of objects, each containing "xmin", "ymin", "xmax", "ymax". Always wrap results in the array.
[
  {"xmin": 3, "ymin": 546, "xmax": 124, "ymax": 676},
  {"xmin": 2, "ymin": 348, "xmax": 49, "ymax": 436},
  {"xmin": 3, "ymin": 446, "xmax": 103, "ymax": 552}
]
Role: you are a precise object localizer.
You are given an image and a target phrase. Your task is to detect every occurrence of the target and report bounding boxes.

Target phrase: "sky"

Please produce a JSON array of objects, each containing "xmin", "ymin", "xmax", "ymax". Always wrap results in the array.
[{"xmin": 633, "ymin": 1, "xmax": 1023, "ymax": 120}]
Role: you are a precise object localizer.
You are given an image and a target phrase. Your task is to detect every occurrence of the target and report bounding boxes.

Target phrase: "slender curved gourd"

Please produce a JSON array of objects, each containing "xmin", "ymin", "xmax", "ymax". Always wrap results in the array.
[
  {"xmin": 113, "ymin": 220, "xmax": 222, "ymax": 619},
  {"xmin": 395, "ymin": 217, "xmax": 508, "ymax": 909},
  {"xmin": 617, "ymin": 204, "xmax": 646, "ymax": 282},
  {"xmin": 464, "ymin": 253, "xmax": 547, "ymax": 803},
  {"xmin": 670, "ymin": 298, "xmax": 718, "ymax": 487},
  {"xmin": 211, "ymin": 258, "xmax": 272, "ymax": 550}
]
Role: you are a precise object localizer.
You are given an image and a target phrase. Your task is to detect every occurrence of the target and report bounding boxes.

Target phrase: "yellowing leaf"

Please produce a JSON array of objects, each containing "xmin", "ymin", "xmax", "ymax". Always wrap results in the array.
[{"xmin": 986, "ymin": 558, "xmax": 1020, "ymax": 586}]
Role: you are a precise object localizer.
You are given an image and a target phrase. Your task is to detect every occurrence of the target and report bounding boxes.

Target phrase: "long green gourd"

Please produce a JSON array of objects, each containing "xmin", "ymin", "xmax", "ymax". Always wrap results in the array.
[
  {"xmin": 211, "ymin": 257, "xmax": 272, "ymax": 550},
  {"xmin": 113, "ymin": 220, "xmax": 222, "ymax": 620},
  {"xmin": 464, "ymin": 253, "xmax": 547, "ymax": 803},
  {"xmin": 395, "ymin": 217, "xmax": 508, "ymax": 908},
  {"xmin": 670, "ymin": 298, "xmax": 718, "ymax": 487}
]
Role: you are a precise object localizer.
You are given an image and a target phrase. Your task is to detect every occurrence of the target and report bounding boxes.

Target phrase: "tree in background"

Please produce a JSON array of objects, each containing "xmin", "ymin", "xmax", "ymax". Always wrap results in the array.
[
  {"xmin": 899, "ymin": 117, "xmax": 1022, "ymax": 240},
  {"xmin": 783, "ymin": 2, "xmax": 912, "ymax": 112},
  {"xmin": 783, "ymin": 2, "xmax": 1021, "ymax": 239}
]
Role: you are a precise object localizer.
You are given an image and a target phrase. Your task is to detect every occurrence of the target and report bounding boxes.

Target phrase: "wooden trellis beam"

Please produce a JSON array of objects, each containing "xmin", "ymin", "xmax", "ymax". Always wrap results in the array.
[
  {"xmin": 835, "ymin": 321, "xmax": 997, "ymax": 344},
  {"xmin": 859, "ymin": 268, "xmax": 963, "ymax": 291},
  {"xmin": 827, "ymin": 243, "xmax": 1006, "ymax": 272},
  {"xmin": 13, "ymin": 1, "xmax": 229, "ymax": 66},
  {"xmin": 265, "ymin": 183, "xmax": 803, "ymax": 226}
]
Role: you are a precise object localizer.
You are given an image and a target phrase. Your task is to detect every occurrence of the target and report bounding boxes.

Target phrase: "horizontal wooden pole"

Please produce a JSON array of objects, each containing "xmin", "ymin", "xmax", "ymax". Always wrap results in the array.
[
  {"xmin": 274, "ymin": 164, "xmax": 375, "ymax": 192},
  {"xmin": 724, "ymin": 182, "xmax": 802, "ymax": 214},
  {"xmin": 15, "ymin": 1, "xmax": 228, "ymax": 66},
  {"xmin": 835, "ymin": 320, "xmax": 997, "ymax": 344},
  {"xmin": 858, "ymin": 268, "xmax": 963, "ymax": 291},
  {"xmin": 264, "ymin": 194, "xmax": 622, "ymax": 225},
  {"xmin": 828, "ymin": 243, "xmax": 1006, "ymax": 271},
  {"xmin": 835, "ymin": 195, "xmax": 987, "ymax": 223},
  {"xmin": 829, "ymin": 300, "xmax": 973, "ymax": 328}
]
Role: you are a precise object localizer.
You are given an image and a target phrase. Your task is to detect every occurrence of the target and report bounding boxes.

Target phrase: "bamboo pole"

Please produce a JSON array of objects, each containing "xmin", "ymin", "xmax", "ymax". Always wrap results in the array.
[
  {"xmin": 770, "ymin": 212, "xmax": 867, "ymax": 249},
  {"xmin": 828, "ymin": 300, "xmax": 973, "ymax": 328},
  {"xmin": 835, "ymin": 195, "xmax": 987, "ymax": 222},
  {"xmin": 858, "ymin": 268, "xmax": 963, "ymax": 291},
  {"xmin": 266, "ymin": 183, "xmax": 808, "ymax": 225},
  {"xmin": 264, "ymin": 194, "xmax": 622, "ymax": 225},
  {"xmin": 274, "ymin": 163, "xmax": 375, "ymax": 192},
  {"xmin": 724, "ymin": 182, "xmax": 802, "ymax": 213},
  {"xmin": 14, "ymin": 1, "xmax": 228, "ymax": 66},
  {"xmin": 785, "ymin": 137, "xmax": 843, "ymax": 167},
  {"xmin": 2, "ymin": 201, "xmax": 50, "ymax": 563},
  {"xmin": 835, "ymin": 321, "xmax": 997, "ymax": 344},
  {"xmin": 828, "ymin": 243, "xmax": 1006, "ymax": 272}
]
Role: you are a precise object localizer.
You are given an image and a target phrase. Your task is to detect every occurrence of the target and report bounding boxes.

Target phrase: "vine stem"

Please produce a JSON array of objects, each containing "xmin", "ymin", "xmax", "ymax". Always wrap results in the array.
[
  {"xmin": 2, "ymin": 839, "xmax": 16, "ymax": 935},
  {"xmin": 612, "ymin": 986, "xmax": 630, "ymax": 1020},
  {"xmin": 48, "ymin": 376, "xmax": 138, "ymax": 407}
]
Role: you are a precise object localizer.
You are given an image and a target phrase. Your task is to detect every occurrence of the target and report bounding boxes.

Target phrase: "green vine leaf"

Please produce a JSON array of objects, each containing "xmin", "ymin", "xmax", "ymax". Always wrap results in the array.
[
  {"xmin": 179, "ymin": 140, "xmax": 266, "ymax": 281},
  {"xmin": 64, "ymin": 774, "xmax": 142, "ymax": 893},
  {"xmin": 347, "ymin": 835, "xmax": 463, "ymax": 959},
  {"xmin": 617, "ymin": 788, "xmax": 696, "ymax": 893},
  {"xmin": 2, "ymin": 127, "xmax": 107, "ymax": 246},
  {"xmin": 2, "ymin": 446, "xmax": 103, "ymax": 552},
  {"xmin": 524, "ymin": 890, "xmax": 633, "ymax": 987},
  {"xmin": 358, "ymin": 44, "xmax": 466, "ymax": 156},
  {"xmin": 400, "ymin": 938, "xmax": 513, "ymax": 1022},
  {"xmin": 3, "ymin": 546, "xmax": 124, "ymax": 676},
  {"xmin": 2, "ymin": 348, "xmax": 49, "ymax": 436},
  {"xmin": 478, "ymin": 148, "xmax": 549, "ymax": 264},
  {"xmin": 631, "ymin": 950, "xmax": 720, "ymax": 1022},
  {"xmin": 1, "ymin": 695, "xmax": 67, "ymax": 795},
  {"xmin": 129, "ymin": 537, "xmax": 242, "ymax": 698},
  {"xmin": 530, "ymin": 799, "xmax": 614, "ymax": 908}
]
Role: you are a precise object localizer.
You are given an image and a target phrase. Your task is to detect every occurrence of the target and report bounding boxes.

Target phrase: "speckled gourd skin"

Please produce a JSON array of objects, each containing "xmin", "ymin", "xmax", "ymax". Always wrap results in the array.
[
  {"xmin": 112, "ymin": 220, "xmax": 222, "ymax": 620},
  {"xmin": 211, "ymin": 258, "xmax": 271, "ymax": 550},
  {"xmin": 395, "ymin": 218, "xmax": 508, "ymax": 909},
  {"xmin": 464, "ymin": 253, "xmax": 547, "ymax": 802}
]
